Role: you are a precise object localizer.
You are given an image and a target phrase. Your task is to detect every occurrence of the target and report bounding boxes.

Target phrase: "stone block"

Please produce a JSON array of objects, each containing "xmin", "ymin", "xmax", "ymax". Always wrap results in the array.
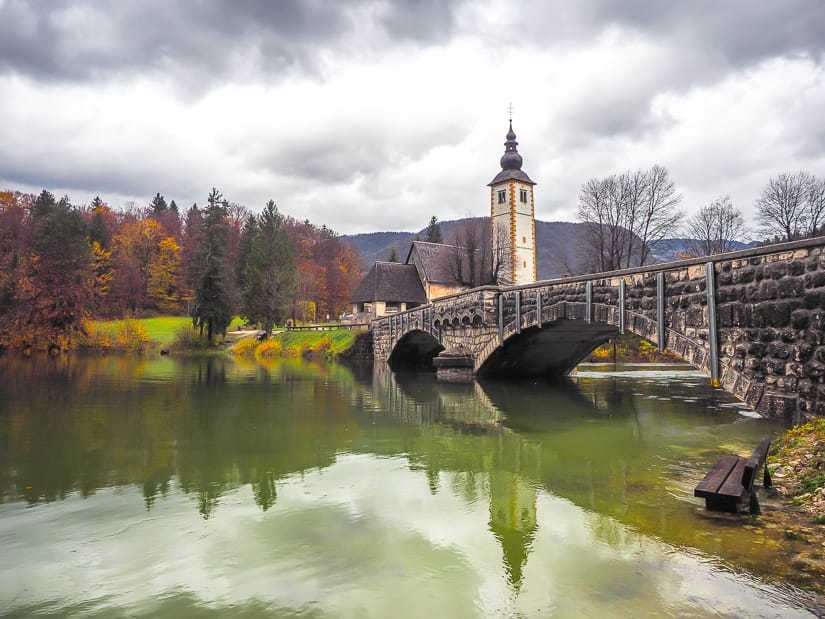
[
  {"xmin": 795, "ymin": 344, "xmax": 814, "ymax": 362},
  {"xmin": 791, "ymin": 309, "xmax": 811, "ymax": 330},
  {"xmin": 759, "ymin": 328, "xmax": 777, "ymax": 342},
  {"xmin": 769, "ymin": 262, "xmax": 788, "ymax": 279},
  {"xmin": 769, "ymin": 344, "xmax": 790, "ymax": 359},
  {"xmin": 790, "ymin": 260, "xmax": 806, "ymax": 276},
  {"xmin": 806, "ymin": 362, "xmax": 825, "ymax": 380},
  {"xmin": 778, "ymin": 277, "xmax": 804, "ymax": 298}
]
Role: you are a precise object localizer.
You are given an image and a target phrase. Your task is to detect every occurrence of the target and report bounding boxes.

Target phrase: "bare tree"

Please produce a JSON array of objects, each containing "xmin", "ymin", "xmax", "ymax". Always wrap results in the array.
[
  {"xmin": 755, "ymin": 172, "xmax": 823, "ymax": 241},
  {"xmin": 443, "ymin": 218, "xmax": 512, "ymax": 287},
  {"xmin": 685, "ymin": 195, "xmax": 747, "ymax": 257},
  {"xmin": 577, "ymin": 165, "xmax": 683, "ymax": 272},
  {"xmin": 489, "ymin": 220, "xmax": 513, "ymax": 285}
]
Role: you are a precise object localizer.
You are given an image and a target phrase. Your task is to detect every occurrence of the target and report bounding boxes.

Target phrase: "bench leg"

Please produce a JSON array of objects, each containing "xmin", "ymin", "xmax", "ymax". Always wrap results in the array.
[
  {"xmin": 763, "ymin": 466, "xmax": 772, "ymax": 488},
  {"xmin": 749, "ymin": 490, "xmax": 761, "ymax": 515}
]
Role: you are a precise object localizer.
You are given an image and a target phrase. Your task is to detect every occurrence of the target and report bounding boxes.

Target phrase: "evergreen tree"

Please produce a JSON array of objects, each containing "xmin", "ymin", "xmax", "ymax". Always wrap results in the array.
[
  {"xmin": 150, "ymin": 192, "xmax": 168, "ymax": 215},
  {"xmin": 191, "ymin": 188, "xmax": 234, "ymax": 341},
  {"xmin": 235, "ymin": 214, "xmax": 256, "ymax": 295},
  {"xmin": 388, "ymin": 247, "xmax": 398, "ymax": 262},
  {"xmin": 169, "ymin": 199, "xmax": 179, "ymax": 214},
  {"xmin": 14, "ymin": 193, "xmax": 95, "ymax": 349},
  {"xmin": 89, "ymin": 202, "xmax": 111, "ymax": 249},
  {"xmin": 424, "ymin": 216, "xmax": 443, "ymax": 244},
  {"xmin": 241, "ymin": 201, "xmax": 296, "ymax": 335}
]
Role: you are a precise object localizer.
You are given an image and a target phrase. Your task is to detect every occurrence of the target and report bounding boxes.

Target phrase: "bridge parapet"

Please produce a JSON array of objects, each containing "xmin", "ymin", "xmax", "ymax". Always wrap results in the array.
[{"xmin": 371, "ymin": 237, "xmax": 825, "ymax": 422}]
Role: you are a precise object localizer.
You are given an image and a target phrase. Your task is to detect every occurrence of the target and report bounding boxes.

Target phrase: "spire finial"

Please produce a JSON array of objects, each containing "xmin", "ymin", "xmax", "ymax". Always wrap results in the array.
[{"xmin": 507, "ymin": 102, "xmax": 514, "ymax": 123}]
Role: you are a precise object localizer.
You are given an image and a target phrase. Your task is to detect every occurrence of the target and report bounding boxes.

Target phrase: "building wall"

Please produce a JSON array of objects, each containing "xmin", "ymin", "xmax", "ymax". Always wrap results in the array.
[{"xmin": 490, "ymin": 180, "xmax": 536, "ymax": 286}]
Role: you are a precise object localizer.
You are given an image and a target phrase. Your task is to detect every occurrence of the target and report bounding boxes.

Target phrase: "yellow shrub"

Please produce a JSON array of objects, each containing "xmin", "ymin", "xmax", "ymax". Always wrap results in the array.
[
  {"xmin": 255, "ymin": 340, "xmax": 283, "ymax": 358},
  {"xmin": 233, "ymin": 337, "xmax": 259, "ymax": 357},
  {"xmin": 117, "ymin": 319, "xmax": 149, "ymax": 351}
]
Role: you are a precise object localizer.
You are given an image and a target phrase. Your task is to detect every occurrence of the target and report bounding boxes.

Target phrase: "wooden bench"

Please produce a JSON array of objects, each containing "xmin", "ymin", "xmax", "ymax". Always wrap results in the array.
[{"xmin": 694, "ymin": 435, "xmax": 773, "ymax": 514}]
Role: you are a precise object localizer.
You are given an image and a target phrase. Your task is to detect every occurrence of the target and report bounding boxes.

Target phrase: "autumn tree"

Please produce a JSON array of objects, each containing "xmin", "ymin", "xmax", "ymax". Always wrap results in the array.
[
  {"xmin": 577, "ymin": 165, "xmax": 683, "ymax": 272},
  {"xmin": 240, "ymin": 201, "xmax": 296, "ymax": 335},
  {"xmin": 110, "ymin": 218, "xmax": 163, "ymax": 312},
  {"xmin": 685, "ymin": 196, "xmax": 748, "ymax": 257},
  {"xmin": 191, "ymin": 188, "xmax": 234, "ymax": 341},
  {"xmin": 147, "ymin": 237, "xmax": 181, "ymax": 313},
  {"xmin": 0, "ymin": 191, "xmax": 31, "ymax": 331},
  {"xmin": 756, "ymin": 172, "xmax": 825, "ymax": 241}
]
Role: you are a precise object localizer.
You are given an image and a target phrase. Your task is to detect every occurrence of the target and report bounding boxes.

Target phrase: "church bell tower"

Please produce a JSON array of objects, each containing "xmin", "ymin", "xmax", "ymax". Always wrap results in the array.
[{"xmin": 488, "ymin": 119, "xmax": 537, "ymax": 285}]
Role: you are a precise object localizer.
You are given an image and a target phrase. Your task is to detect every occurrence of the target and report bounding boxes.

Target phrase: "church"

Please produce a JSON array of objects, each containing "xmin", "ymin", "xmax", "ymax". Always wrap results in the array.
[{"xmin": 352, "ymin": 120, "xmax": 538, "ymax": 320}]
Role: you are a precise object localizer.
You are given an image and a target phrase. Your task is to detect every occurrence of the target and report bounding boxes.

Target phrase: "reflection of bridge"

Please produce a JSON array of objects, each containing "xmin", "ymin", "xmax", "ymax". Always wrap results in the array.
[{"xmin": 372, "ymin": 237, "xmax": 825, "ymax": 421}]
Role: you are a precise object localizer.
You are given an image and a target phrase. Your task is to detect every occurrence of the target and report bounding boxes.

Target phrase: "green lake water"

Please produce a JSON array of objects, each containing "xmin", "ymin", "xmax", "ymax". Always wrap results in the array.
[{"xmin": 0, "ymin": 354, "xmax": 822, "ymax": 617}]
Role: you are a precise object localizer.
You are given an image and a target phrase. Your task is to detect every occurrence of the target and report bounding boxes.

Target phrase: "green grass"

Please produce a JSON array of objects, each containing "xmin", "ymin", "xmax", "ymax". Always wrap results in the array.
[
  {"xmin": 276, "ymin": 329, "xmax": 356, "ymax": 358},
  {"xmin": 87, "ymin": 316, "xmax": 245, "ymax": 348}
]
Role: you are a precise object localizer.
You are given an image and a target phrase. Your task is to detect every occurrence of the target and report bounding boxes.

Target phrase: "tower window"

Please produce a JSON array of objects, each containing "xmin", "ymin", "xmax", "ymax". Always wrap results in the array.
[
  {"xmin": 497, "ymin": 190, "xmax": 506, "ymax": 204},
  {"xmin": 522, "ymin": 236, "xmax": 526, "ymax": 244},
  {"xmin": 523, "ymin": 261, "xmax": 527, "ymax": 268},
  {"xmin": 519, "ymin": 189, "xmax": 528, "ymax": 203}
]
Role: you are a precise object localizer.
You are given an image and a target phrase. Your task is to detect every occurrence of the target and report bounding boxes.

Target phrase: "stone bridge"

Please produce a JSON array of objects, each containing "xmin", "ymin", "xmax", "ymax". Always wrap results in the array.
[{"xmin": 371, "ymin": 237, "xmax": 825, "ymax": 422}]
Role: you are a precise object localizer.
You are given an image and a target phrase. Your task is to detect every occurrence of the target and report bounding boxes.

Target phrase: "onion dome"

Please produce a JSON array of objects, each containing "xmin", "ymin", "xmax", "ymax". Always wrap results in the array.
[
  {"xmin": 488, "ymin": 120, "xmax": 535, "ymax": 186},
  {"xmin": 500, "ymin": 120, "xmax": 523, "ymax": 170}
]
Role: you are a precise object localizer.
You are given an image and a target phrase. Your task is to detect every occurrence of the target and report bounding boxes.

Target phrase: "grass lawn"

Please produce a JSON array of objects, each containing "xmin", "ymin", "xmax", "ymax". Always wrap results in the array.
[{"xmin": 87, "ymin": 316, "xmax": 245, "ymax": 348}]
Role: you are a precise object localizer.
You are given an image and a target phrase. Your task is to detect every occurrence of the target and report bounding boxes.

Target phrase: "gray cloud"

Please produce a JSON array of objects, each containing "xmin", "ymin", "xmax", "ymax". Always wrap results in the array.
[{"xmin": 0, "ymin": 0, "xmax": 468, "ymax": 85}]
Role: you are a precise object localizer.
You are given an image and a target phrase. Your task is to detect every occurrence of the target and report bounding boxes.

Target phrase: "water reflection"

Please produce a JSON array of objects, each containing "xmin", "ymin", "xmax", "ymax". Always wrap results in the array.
[{"xmin": 0, "ymin": 354, "xmax": 820, "ymax": 616}]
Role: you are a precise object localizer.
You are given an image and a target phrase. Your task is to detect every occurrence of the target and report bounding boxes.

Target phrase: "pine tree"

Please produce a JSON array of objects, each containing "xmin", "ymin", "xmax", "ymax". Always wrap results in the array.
[
  {"xmin": 241, "ymin": 201, "xmax": 296, "ymax": 335},
  {"xmin": 424, "ymin": 216, "xmax": 443, "ymax": 244},
  {"xmin": 14, "ymin": 193, "xmax": 95, "ymax": 350},
  {"xmin": 191, "ymin": 188, "xmax": 234, "ymax": 341},
  {"xmin": 388, "ymin": 247, "xmax": 398, "ymax": 262},
  {"xmin": 150, "ymin": 192, "xmax": 168, "ymax": 215}
]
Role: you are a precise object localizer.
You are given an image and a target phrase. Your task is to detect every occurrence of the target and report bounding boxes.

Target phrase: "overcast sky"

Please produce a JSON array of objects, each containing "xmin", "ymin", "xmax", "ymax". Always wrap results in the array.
[{"xmin": 1, "ymin": 1, "xmax": 824, "ymax": 234}]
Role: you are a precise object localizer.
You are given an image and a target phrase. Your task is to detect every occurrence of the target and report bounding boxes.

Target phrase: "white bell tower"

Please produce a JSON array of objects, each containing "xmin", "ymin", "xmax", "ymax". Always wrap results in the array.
[{"xmin": 488, "ymin": 118, "xmax": 537, "ymax": 285}]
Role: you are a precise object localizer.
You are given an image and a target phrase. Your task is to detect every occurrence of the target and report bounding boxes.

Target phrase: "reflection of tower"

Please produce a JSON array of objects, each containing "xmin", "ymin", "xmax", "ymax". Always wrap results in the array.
[
  {"xmin": 488, "ymin": 470, "xmax": 538, "ymax": 589},
  {"xmin": 489, "ymin": 118, "xmax": 537, "ymax": 285}
]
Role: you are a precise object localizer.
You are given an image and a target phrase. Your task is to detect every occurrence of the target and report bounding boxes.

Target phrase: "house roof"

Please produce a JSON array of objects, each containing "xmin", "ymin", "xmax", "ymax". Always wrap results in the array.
[
  {"xmin": 406, "ymin": 240, "xmax": 471, "ymax": 285},
  {"xmin": 352, "ymin": 261, "xmax": 427, "ymax": 304}
]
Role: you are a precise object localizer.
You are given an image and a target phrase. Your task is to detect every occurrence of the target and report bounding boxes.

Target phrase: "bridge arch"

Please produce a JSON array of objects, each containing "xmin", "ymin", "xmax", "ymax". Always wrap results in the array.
[{"xmin": 388, "ymin": 329, "xmax": 443, "ymax": 369}]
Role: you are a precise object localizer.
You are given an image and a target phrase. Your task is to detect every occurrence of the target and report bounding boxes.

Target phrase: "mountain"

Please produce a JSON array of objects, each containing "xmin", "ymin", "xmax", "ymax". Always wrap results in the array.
[
  {"xmin": 341, "ymin": 221, "xmax": 755, "ymax": 281},
  {"xmin": 649, "ymin": 238, "xmax": 758, "ymax": 262},
  {"xmin": 342, "ymin": 219, "xmax": 594, "ymax": 280}
]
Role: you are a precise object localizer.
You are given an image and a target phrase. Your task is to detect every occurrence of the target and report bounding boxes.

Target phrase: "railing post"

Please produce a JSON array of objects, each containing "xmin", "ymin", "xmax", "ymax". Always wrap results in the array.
[
  {"xmin": 619, "ymin": 279, "xmax": 625, "ymax": 335},
  {"xmin": 536, "ymin": 290, "xmax": 542, "ymax": 328},
  {"xmin": 656, "ymin": 272, "xmax": 665, "ymax": 352},
  {"xmin": 515, "ymin": 290, "xmax": 521, "ymax": 334},
  {"xmin": 498, "ymin": 293, "xmax": 504, "ymax": 345},
  {"xmin": 705, "ymin": 261, "xmax": 720, "ymax": 387},
  {"xmin": 585, "ymin": 281, "xmax": 593, "ymax": 323}
]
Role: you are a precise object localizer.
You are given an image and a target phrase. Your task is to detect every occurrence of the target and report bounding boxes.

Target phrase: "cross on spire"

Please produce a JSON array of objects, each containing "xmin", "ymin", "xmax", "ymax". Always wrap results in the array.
[{"xmin": 507, "ymin": 102, "xmax": 514, "ymax": 122}]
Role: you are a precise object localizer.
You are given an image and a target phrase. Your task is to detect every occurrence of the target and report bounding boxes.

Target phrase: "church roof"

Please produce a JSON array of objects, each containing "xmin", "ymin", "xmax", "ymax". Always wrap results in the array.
[
  {"xmin": 488, "ymin": 120, "xmax": 535, "ymax": 186},
  {"xmin": 352, "ymin": 261, "xmax": 427, "ymax": 304},
  {"xmin": 406, "ymin": 240, "xmax": 472, "ymax": 285}
]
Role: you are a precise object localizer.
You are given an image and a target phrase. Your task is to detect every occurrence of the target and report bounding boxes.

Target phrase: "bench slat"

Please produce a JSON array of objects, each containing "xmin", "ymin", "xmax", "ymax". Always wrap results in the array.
[
  {"xmin": 694, "ymin": 455, "xmax": 739, "ymax": 498},
  {"xmin": 718, "ymin": 457, "xmax": 749, "ymax": 499}
]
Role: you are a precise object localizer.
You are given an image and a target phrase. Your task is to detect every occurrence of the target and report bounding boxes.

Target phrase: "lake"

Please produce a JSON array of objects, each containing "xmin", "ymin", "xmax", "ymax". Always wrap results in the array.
[{"xmin": 0, "ymin": 354, "xmax": 822, "ymax": 617}]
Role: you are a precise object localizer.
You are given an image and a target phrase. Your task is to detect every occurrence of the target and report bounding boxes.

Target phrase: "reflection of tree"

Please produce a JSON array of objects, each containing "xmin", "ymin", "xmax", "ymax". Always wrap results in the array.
[{"xmin": 252, "ymin": 469, "xmax": 277, "ymax": 511}]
